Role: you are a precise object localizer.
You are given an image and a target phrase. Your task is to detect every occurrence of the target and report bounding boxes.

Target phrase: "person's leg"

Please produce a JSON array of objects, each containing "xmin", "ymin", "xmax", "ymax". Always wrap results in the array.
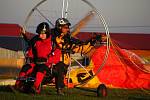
[
  {"xmin": 33, "ymin": 64, "xmax": 48, "ymax": 94},
  {"xmin": 53, "ymin": 62, "xmax": 67, "ymax": 95},
  {"xmin": 15, "ymin": 64, "xmax": 34, "ymax": 89}
]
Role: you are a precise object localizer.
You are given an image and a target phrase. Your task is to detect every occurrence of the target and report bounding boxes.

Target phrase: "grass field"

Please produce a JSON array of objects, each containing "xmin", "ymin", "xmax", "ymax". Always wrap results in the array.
[{"xmin": 0, "ymin": 86, "xmax": 150, "ymax": 100}]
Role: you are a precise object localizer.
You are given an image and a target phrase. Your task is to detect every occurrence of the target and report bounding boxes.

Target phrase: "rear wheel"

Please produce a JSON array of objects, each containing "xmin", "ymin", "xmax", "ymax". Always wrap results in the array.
[{"xmin": 97, "ymin": 84, "xmax": 107, "ymax": 97}]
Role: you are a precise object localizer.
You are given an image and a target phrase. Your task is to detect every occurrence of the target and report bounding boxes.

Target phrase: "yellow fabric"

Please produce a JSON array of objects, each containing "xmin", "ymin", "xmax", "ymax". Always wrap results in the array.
[
  {"xmin": 56, "ymin": 34, "xmax": 93, "ymax": 65},
  {"xmin": 72, "ymin": 42, "xmax": 93, "ymax": 54},
  {"xmin": 61, "ymin": 53, "xmax": 70, "ymax": 65}
]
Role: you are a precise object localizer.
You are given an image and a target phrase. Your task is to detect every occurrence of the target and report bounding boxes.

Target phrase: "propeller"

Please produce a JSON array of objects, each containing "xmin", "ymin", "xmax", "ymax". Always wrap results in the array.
[{"xmin": 71, "ymin": 10, "xmax": 95, "ymax": 37}]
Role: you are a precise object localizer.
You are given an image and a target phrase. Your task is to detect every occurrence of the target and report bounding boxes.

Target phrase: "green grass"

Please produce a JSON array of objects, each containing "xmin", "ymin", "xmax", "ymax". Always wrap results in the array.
[{"xmin": 0, "ymin": 86, "xmax": 150, "ymax": 100}]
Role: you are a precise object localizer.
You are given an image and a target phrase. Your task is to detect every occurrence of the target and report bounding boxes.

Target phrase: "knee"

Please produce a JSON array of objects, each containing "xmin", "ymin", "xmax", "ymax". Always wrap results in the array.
[
  {"xmin": 54, "ymin": 62, "xmax": 68, "ymax": 74},
  {"xmin": 20, "ymin": 64, "xmax": 32, "ymax": 72}
]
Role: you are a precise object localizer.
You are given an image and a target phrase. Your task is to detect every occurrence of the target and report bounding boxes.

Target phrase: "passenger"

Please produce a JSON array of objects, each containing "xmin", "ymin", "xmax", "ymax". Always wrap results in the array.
[{"xmin": 15, "ymin": 22, "xmax": 52, "ymax": 94}]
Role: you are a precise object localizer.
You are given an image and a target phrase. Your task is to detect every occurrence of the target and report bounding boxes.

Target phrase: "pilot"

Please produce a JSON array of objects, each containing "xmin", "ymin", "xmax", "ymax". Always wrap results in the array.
[{"xmin": 50, "ymin": 18, "xmax": 102, "ymax": 95}]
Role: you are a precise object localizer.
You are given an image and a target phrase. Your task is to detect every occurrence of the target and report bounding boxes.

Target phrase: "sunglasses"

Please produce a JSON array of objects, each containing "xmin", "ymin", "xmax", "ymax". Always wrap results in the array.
[{"xmin": 62, "ymin": 26, "xmax": 69, "ymax": 29}]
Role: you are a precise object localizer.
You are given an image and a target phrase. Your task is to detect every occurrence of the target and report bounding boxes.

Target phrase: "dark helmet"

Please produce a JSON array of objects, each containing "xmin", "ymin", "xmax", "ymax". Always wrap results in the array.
[
  {"xmin": 36, "ymin": 22, "xmax": 50, "ymax": 34},
  {"xmin": 55, "ymin": 18, "xmax": 71, "ymax": 29}
]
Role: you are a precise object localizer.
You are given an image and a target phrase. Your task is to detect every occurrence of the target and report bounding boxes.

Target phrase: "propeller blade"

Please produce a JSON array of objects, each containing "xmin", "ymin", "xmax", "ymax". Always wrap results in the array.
[{"xmin": 71, "ymin": 10, "xmax": 95, "ymax": 37}]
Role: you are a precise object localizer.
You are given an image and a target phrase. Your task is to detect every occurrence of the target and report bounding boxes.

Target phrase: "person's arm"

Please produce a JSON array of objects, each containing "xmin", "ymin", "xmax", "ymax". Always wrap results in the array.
[
  {"xmin": 20, "ymin": 27, "xmax": 30, "ymax": 44},
  {"xmin": 71, "ymin": 35, "xmax": 102, "ymax": 54},
  {"xmin": 25, "ymin": 46, "xmax": 34, "ymax": 64}
]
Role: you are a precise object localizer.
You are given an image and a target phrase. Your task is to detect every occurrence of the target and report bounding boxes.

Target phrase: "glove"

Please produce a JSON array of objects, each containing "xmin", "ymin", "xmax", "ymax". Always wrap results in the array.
[
  {"xmin": 89, "ymin": 39, "xmax": 96, "ymax": 46},
  {"xmin": 26, "ymin": 57, "xmax": 33, "ymax": 64},
  {"xmin": 90, "ymin": 35, "xmax": 102, "ymax": 46},
  {"xmin": 95, "ymin": 35, "xmax": 102, "ymax": 42}
]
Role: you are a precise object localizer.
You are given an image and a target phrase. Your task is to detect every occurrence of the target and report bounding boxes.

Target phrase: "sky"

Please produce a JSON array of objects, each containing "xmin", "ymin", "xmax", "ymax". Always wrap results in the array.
[{"xmin": 0, "ymin": 0, "xmax": 150, "ymax": 33}]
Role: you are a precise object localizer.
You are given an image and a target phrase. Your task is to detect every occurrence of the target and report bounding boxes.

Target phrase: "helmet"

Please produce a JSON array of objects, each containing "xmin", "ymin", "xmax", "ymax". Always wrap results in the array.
[
  {"xmin": 55, "ymin": 18, "xmax": 71, "ymax": 29},
  {"xmin": 36, "ymin": 22, "xmax": 50, "ymax": 34}
]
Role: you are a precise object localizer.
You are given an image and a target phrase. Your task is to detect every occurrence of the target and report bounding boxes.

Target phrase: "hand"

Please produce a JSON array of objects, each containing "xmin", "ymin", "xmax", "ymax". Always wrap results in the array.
[
  {"xmin": 22, "ymin": 27, "xmax": 26, "ymax": 34},
  {"xmin": 90, "ymin": 35, "xmax": 102, "ymax": 46},
  {"xmin": 20, "ymin": 26, "xmax": 26, "ymax": 35},
  {"xmin": 89, "ymin": 39, "xmax": 96, "ymax": 46},
  {"xmin": 95, "ymin": 35, "xmax": 102, "ymax": 41}
]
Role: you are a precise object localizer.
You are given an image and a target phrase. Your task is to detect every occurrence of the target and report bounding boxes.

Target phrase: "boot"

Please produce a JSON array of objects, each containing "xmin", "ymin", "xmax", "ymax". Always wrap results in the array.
[
  {"xmin": 57, "ymin": 88, "xmax": 64, "ymax": 95},
  {"xmin": 14, "ymin": 82, "xmax": 24, "ymax": 92}
]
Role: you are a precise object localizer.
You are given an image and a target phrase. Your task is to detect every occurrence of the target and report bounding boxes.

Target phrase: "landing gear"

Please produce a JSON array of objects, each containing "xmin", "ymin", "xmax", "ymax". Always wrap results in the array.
[{"xmin": 97, "ymin": 84, "xmax": 107, "ymax": 97}]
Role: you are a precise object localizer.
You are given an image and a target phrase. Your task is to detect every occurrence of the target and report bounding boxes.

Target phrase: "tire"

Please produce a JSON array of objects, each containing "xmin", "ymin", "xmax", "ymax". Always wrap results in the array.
[{"xmin": 97, "ymin": 84, "xmax": 107, "ymax": 97}]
